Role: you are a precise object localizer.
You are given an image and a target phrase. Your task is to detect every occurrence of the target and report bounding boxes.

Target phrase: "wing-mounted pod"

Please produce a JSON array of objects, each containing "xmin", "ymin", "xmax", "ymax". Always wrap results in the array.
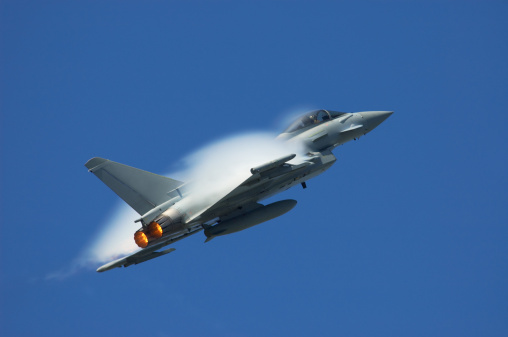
[
  {"xmin": 250, "ymin": 154, "xmax": 296, "ymax": 174},
  {"xmin": 97, "ymin": 242, "xmax": 177, "ymax": 272},
  {"xmin": 204, "ymin": 199, "xmax": 297, "ymax": 242},
  {"xmin": 242, "ymin": 153, "xmax": 309, "ymax": 186}
]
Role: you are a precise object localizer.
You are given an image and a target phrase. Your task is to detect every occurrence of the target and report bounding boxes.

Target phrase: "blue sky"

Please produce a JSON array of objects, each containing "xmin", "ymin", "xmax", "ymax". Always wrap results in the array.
[{"xmin": 1, "ymin": 1, "xmax": 507, "ymax": 336}]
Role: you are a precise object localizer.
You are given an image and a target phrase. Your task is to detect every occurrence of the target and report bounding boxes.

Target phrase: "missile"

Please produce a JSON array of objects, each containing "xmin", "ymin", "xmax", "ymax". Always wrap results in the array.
[
  {"xmin": 250, "ymin": 154, "xmax": 296, "ymax": 174},
  {"xmin": 204, "ymin": 199, "xmax": 297, "ymax": 241},
  {"xmin": 124, "ymin": 248, "xmax": 176, "ymax": 266},
  {"xmin": 96, "ymin": 247, "xmax": 176, "ymax": 272}
]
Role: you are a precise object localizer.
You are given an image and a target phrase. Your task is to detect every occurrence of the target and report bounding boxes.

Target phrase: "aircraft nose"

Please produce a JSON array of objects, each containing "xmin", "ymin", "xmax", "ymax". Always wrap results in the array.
[{"xmin": 360, "ymin": 111, "xmax": 393, "ymax": 132}]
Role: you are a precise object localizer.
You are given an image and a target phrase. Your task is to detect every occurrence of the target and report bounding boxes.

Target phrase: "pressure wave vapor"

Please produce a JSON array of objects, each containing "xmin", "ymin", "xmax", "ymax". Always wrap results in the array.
[{"xmin": 80, "ymin": 132, "xmax": 304, "ymax": 266}]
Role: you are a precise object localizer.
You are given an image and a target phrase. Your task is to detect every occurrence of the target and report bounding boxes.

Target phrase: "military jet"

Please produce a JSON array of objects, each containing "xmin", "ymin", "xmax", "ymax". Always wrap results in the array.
[{"xmin": 86, "ymin": 109, "xmax": 392, "ymax": 272}]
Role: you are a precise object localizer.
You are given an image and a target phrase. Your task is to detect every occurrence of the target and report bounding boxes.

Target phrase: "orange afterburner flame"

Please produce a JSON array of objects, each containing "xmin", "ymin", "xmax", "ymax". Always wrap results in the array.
[
  {"xmin": 134, "ymin": 231, "xmax": 148, "ymax": 248},
  {"xmin": 148, "ymin": 222, "xmax": 163, "ymax": 239}
]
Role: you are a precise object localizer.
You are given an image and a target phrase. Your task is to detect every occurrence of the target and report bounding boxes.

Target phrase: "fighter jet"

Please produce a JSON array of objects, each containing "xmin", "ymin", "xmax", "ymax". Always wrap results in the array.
[{"xmin": 86, "ymin": 109, "xmax": 392, "ymax": 272}]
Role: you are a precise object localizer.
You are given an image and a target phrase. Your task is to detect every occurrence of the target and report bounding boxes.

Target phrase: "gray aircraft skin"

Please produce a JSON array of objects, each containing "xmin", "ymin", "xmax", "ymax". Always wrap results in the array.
[{"xmin": 85, "ymin": 109, "xmax": 393, "ymax": 272}]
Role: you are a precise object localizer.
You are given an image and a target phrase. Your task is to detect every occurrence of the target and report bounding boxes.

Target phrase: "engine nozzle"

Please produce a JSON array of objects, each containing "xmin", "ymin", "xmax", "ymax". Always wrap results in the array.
[
  {"xmin": 147, "ymin": 222, "xmax": 163, "ymax": 238},
  {"xmin": 133, "ymin": 222, "xmax": 164, "ymax": 248},
  {"xmin": 134, "ymin": 231, "xmax": 148, "ymax": 248}
]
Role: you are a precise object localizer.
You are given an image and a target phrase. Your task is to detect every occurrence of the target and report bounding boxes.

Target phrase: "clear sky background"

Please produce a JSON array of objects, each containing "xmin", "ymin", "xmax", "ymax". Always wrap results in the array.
[{"xmin": 1, "ymin": 1, "xmax": 507, "ymax": 336}]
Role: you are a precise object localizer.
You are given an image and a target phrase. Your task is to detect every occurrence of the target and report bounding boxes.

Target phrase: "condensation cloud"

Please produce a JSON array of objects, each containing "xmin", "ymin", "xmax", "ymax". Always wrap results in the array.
[{"xmin": 76, "ymin": 132, "xmax": 306, "ymax": 269}]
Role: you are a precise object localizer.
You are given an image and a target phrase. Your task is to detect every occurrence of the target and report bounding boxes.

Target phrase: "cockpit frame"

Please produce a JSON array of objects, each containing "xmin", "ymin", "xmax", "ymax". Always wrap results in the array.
[{"xmin": 283, "ymin": 109, "xmax": 349, "ymax": 133}]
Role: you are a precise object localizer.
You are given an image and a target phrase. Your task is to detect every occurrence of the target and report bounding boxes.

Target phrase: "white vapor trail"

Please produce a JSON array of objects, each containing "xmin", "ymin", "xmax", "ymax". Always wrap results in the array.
[{"xmin": 62, "ymin": 131, "xmax": 306, "ymax": 274}]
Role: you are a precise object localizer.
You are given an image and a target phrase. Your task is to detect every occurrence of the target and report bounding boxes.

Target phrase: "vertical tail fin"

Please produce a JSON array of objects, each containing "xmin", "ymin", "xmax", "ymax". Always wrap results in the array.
[{"xmin": 85, "ymin": 157, "xmax": 184, "ymax": 215}]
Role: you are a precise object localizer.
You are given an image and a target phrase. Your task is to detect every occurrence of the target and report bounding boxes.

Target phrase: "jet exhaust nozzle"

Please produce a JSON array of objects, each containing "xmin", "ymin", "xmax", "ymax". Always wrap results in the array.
[
  {"xmin": 134, "ymin": 222, "xmax": 163, "ymax": 248},
  {"xmin": 134, "ymin": 231, "xmax": 149, "ymax": 248},
  {"xmin": 133, "ymin": 208, "xmax": 185, "ymax": 248}
]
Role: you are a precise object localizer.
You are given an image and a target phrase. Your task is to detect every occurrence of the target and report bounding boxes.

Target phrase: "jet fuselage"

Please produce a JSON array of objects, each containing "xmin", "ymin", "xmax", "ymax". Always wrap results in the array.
[{"xmin": 87, "ymin": 109, "xmax": 393, "ymax": 271}]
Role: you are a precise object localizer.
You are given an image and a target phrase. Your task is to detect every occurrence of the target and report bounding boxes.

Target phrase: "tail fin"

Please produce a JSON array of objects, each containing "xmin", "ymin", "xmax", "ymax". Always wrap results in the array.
[{"xmin": 85, "ymin": 157, "xmax": 184, "ymax": 215}]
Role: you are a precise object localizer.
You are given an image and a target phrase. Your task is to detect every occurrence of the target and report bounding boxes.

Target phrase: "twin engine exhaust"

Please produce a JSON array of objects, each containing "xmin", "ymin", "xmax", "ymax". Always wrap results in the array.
[
  {"xmin": 134, "ymin": 222, "xmax": 163, "ymax": 248},
  {"xmin": 133, "ymin": 208, "xmax": 184, "ymax": 248}
]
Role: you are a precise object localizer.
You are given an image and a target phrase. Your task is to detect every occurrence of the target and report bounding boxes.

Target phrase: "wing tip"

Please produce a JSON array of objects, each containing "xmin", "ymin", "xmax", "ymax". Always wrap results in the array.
[{"xmin": 85, "ymin": 157, "xmax": 109, "ymax": 171}]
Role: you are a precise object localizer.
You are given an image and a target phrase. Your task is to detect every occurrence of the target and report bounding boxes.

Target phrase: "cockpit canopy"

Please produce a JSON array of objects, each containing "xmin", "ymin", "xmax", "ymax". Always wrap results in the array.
[{"xmin": 283, "ymin": 109, "xmax": 349, "ymax": 133}]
